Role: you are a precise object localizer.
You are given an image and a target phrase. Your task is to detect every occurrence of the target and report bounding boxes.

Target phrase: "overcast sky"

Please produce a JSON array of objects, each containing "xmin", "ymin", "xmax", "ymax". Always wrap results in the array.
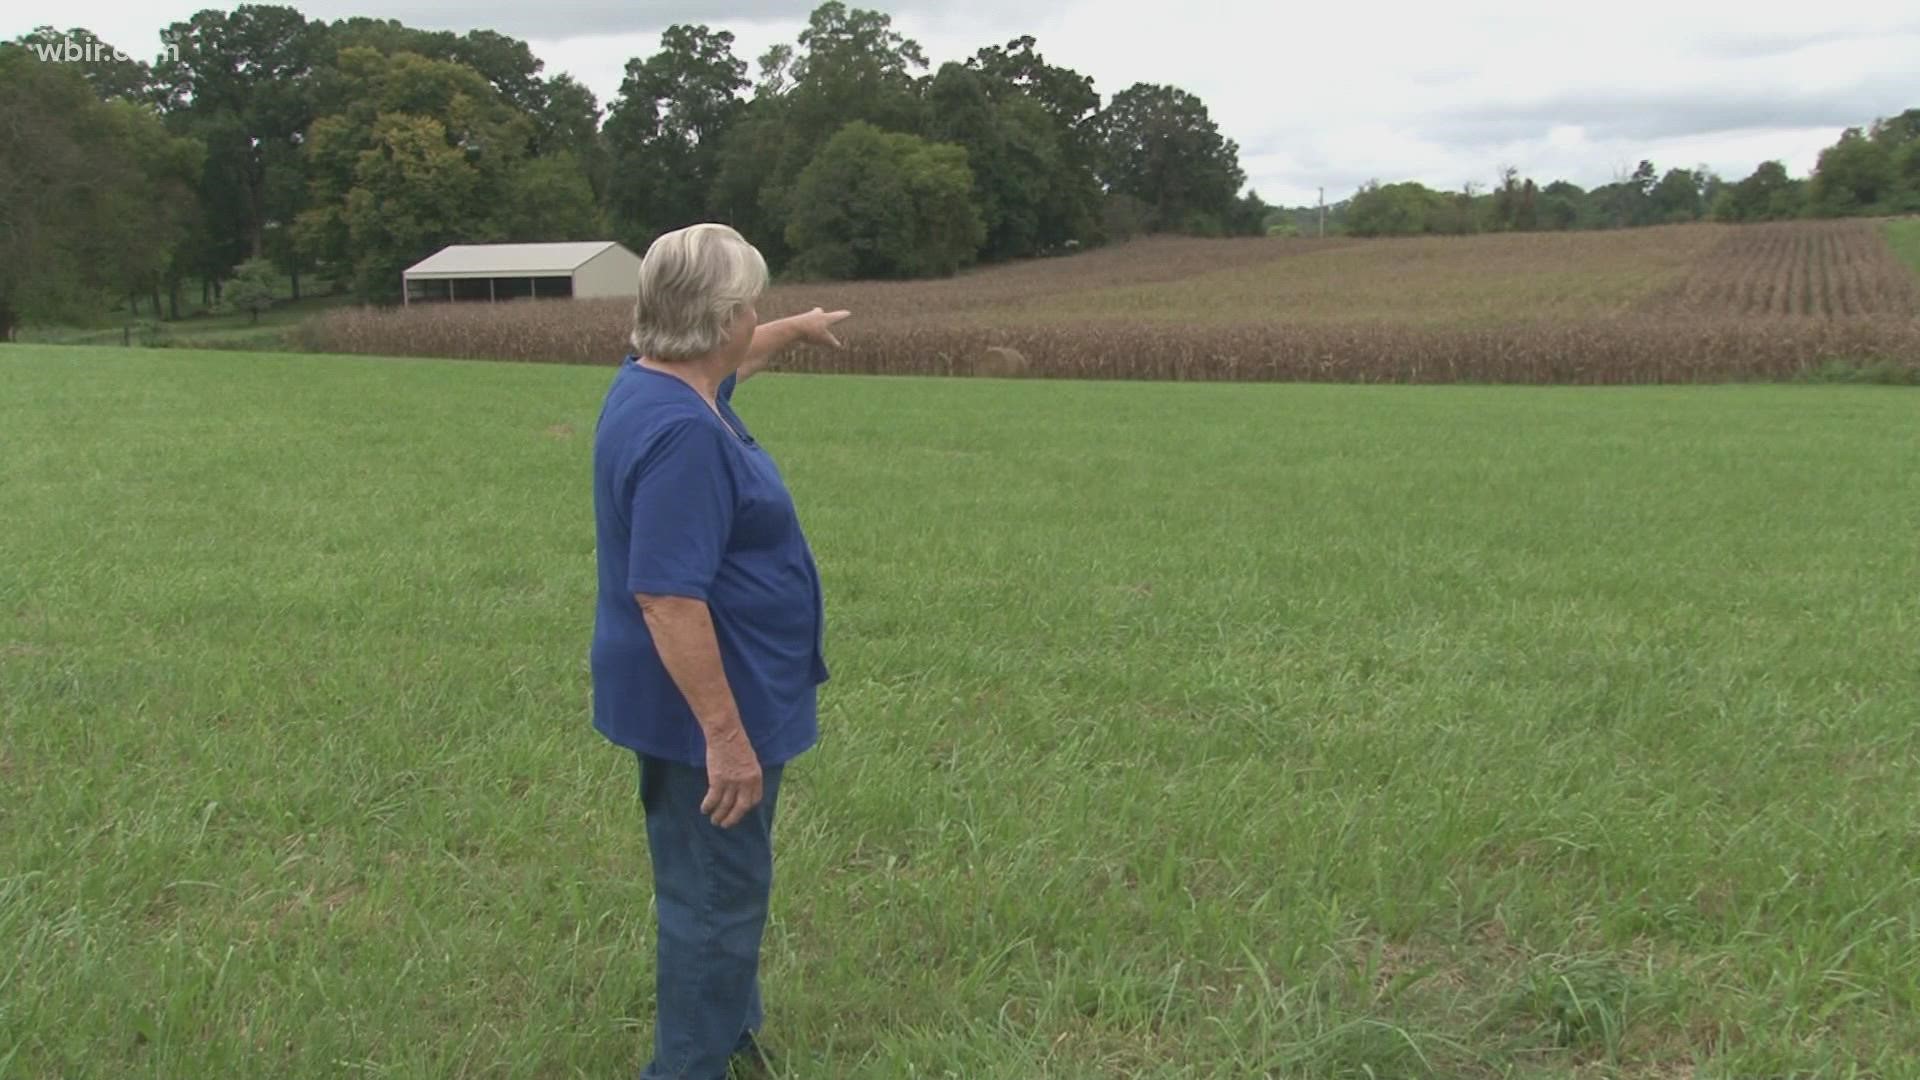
[{"xmin": 12, "ymin": 0, "xmax": 1919, "ymax": 206}]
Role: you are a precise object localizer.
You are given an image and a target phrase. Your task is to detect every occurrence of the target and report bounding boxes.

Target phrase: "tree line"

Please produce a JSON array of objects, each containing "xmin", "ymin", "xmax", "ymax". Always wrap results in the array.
[
  {"xmin": 7, "ymin": 4, "xmax": 1913, "ymax": 339},
  {"xmin": 1, "ymin": 2, "xmax": 1267, "ymax": 337},
  {"xmin": 1316, "ymin": 111, "xmax": 1920, "ymax": 238}
]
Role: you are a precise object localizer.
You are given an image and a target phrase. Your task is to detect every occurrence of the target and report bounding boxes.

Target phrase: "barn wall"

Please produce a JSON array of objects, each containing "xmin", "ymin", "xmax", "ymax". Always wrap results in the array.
[{"xmin": 573, "ymin": 246, "xmax": 644, "ymax": 300}]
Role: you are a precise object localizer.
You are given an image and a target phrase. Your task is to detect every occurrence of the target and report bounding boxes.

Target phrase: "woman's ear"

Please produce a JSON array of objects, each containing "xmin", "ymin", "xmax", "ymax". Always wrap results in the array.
[{"xmin": 731, "ymin": 303, "xmax": 759, "ymax": 350}]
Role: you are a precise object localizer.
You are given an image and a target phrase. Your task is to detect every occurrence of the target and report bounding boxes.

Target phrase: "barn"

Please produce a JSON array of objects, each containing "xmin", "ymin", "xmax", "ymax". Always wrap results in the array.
[{"xmin": 401, "ymin": 241, "xmax": 642, "ymax": 305}]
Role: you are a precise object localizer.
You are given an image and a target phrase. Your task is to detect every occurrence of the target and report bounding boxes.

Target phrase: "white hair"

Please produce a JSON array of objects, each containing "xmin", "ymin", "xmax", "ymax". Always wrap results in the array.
[{"xmin": 629, "ymin": 224, "xmax": 769, "ymax": 361}]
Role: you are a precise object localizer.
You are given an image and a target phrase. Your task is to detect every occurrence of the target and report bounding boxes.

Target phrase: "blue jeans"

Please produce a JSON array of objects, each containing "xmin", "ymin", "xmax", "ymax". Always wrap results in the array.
[{"xmin": 637, "ymin": 754, "xmax": 784, "ymax": 1080}]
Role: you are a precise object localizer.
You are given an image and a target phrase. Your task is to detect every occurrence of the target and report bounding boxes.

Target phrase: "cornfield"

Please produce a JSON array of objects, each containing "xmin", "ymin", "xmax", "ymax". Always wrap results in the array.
[
  {"xmin": 1647, "ymin": 221, "xmax": 1919, "ymax": 317},
  {"xmin": 299, "ymin": 222, "xmax": 1920, "ymax": 384}
]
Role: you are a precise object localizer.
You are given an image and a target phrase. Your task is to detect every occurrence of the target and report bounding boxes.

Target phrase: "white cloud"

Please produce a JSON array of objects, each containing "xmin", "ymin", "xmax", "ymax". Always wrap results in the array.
[{"xmin": 11, "ymin": 0, "xmax": 1917, "ymax": 206}]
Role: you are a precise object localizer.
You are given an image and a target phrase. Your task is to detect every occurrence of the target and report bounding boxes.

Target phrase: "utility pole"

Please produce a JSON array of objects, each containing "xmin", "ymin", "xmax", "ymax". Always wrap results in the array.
[{"xmin": 1317, "ymin": 187, "xmax": 1325, "ymax": 237}]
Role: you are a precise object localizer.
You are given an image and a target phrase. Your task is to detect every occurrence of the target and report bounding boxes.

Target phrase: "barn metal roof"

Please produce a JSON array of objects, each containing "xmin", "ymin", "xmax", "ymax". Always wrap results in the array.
[{"xmin": 403, "ymin": 241, "xmax": 627, "ymax": 278}]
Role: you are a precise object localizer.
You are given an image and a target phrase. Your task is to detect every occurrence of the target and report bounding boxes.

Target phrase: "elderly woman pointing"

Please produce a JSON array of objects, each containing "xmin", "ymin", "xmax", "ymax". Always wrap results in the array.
[{"xmin": 590, "ymin": 223, "xmax": 847, "ymax": 1079}]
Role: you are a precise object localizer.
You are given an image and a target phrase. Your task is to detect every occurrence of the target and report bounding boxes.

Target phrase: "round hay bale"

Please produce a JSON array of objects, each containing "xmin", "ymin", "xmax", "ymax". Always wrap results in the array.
[{"xmin": 974, "ymin": 346, "xmax": 1029, "ymax": 378}]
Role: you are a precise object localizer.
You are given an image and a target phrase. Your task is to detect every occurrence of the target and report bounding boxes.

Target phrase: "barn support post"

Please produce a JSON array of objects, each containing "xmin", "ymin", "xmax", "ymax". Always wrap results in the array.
[
  {"xmin": 488, "ymin": 279, "xmax": 496, "ymax": 303},
  {"xmin": 403, "ymin": 277, "xmax": 410, "ymax": 306}
]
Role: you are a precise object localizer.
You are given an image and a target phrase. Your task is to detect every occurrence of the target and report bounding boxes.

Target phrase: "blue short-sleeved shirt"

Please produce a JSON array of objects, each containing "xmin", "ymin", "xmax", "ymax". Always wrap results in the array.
[{"xmin": 590, "ymin": 359, "xmax": 828, "ymax": 767}]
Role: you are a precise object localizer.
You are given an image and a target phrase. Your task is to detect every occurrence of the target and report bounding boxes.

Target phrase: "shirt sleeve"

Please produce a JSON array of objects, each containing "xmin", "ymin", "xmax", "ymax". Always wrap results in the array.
[
  {"xmin": 627, "ymin": 417, "xmax": 735, "ymax": 601},
  {"xmin": 719, "ymin": 372, "xmax": 738, "ymax": 402}
]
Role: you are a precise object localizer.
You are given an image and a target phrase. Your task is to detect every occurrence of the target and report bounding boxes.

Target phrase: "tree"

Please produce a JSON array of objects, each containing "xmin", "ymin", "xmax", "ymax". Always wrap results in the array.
[
  {"xmin": 1713, "ymin": 160, "xmax": 1805, "ymax": 222},
  {"xmin": 1096, "ymin": 83, "xmax": 1246, "ymax": 234},
  {"xmin": 1631, "ymin": 160, "xmax": 1658, "ymax": 196},
  {"xmin": 606, "ymin": 25, "xmax": 749, "ymax": 250},
  {"xmin": 531, "ymin": 74, "xmax": 607, "ymax": 201},
  {"xmin": 924, "ymin": 64, "xmax": 1007, "ymax": 247},
  {"xmin": 1652, "ymin": 167, "xmax": 1704, "ymax": 222},
  {"xmin": 1345, "ymin": 180, "xmax": 1448, "ymax": 236},
  {"xmin": 1811, "ymin": 127, "xmax": 1898, "ymax": 215},
  {"xmin": 1487, "ymin": 170, "xmax": 1543, "ymax": 232},
  {"xmin": 0, "ymin": 50, "xmax": 201, "ymax": 337},
  {"xmin": 754, "ymin": 44, "xmax": 795, "ymax": 98},
  {"xmin": 1515, "ymin": 179, "xmax": 1540, "ymax": 231},
  {"xmin": 1869, "ymin": 108, "xmax": 1920, "ymax": 150},
  {"xmin": 319, "ymin": 20, "xmax": 549, "ymax": 117},
  {"xmin": 709, "ymin": 111, "xmax": 793, "ymax": 257},
  {"xmin": 320, "ymin": 17, "xmax": 452, "ymax": 65},
  {"xmin": 742, "ymin": 3, "xmax": 930, "ymax": 262},
  {"xmin": 1444, "ymin": 180, "xmax": 1483, "ymax": 235},
  {"xmin": 966, "ymin": 35, "xmax": 1102, "ymax": 245},
  {"xmin": 157, "ymin": 3, "xmax": 324, "ymax": 304},
  {"xmin": 450, "ymin": 29, "xmax": 544, "ymax": 116},
  {"xmin": 1539, "ymin": 180, "xmax": 1585, "ymax": 230},
  {"xmin": 1490, "ymin": 166, "xmax": 1525, "ymax": 231},
  {"xmin": 499, "ymin": 153, "xmax": 604, "ymax": 241},
  {"xmin": 1583, "ymin": 160, "xmax": 1658, "ymax": 229},
  {"xmin": 785, "ymin": 2, "xmax": 925, "ymax": 138},
  {"xmin": 1226, "ymin": 190, "xmax": 1271, "ymax": 236},
  {"xmin": 99, "ymin": 98, "xmax": 204, "ymax": 316},
  {"xmin": 259, "ymin": 133, "xmax": 312, "ymax": 298},
  {"xmin": 0, "ymin": 51, "xmax": 98, "ymax": 337},
  {"xmin": 925, "ymin": 61, "xmax": 1088, "ymax": 260},
  {"xmin": 968, "ymin": 36, "xmax": 1098, "ymax": 138},
  {"xmin": 340, "ymin": 112, "xmax": 490, "ymax": 298},
  {"xmin": 1895, "ymin": 141, "xmax": 1920, "ymax": 212},
  {"xmin": 1696, "ymin": 166, "xmax": 1726, "ymax": 212},
  {"xmin": 295, "ymin": 47, "xmax": 534, "ymax": 300},
  {"xmin": 10, "ymin": 26, "xmax": 155, "ymax": 101},
  {"xmin": 315, "ymin": 21, "xmax": 604, "ymax": 238},
  {"xmin": 220, "ymin": 257, "xmax": 278, "ymax": 322},
  {"xmin": 784, "ymin": 121, "xmax": 983, "ymax": 279}
]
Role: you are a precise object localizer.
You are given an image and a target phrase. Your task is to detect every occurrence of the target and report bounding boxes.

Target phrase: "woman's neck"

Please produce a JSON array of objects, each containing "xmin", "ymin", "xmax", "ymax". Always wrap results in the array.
[{"xmin": 636, "ymin": 354, "xmax": 733, "ymax": 402}]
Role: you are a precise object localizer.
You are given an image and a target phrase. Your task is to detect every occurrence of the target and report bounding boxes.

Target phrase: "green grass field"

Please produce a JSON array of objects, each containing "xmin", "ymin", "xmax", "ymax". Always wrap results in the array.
[
  {"xmin": 1887, "ymin": 218, "xmax": 1920, "ymax": 278},
  {"xmin": 4, "ymin": 347, "xmax": 1918, "ymax": 1078},
  {"xmin": 15, "ymin": 292, "xmax": 351, "ymax": 351}
]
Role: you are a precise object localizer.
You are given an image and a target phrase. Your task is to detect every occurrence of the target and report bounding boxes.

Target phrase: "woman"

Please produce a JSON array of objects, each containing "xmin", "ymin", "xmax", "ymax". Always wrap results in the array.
[{"xmin": 590, "ymin": 223, "xmax": 849, "ymax": 1078}]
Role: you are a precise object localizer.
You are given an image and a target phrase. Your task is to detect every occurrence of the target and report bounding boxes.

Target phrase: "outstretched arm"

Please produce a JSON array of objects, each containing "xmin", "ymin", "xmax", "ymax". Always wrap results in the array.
[{"xmin": 738, "ymin": 307, "xmax": 851, "ymax": 383}]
